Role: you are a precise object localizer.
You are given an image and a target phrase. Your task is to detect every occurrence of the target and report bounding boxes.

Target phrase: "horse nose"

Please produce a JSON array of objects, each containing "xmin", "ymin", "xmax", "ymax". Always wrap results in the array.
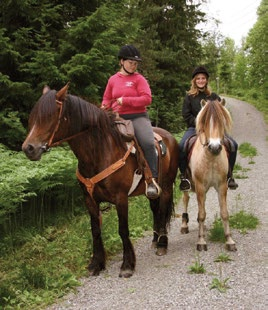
[
  {"xmin": 22, "ymin": 143, "xmax": 35, "ymax": 155},
  {"xmin": 208, "ymin": 144, "xmax": 222, "ymax": 155}
]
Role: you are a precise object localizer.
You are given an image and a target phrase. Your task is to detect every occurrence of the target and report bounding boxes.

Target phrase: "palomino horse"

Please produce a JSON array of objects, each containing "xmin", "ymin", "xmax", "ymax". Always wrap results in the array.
[
  {"xmin": 22, "ymin": 84, "xmax": 179, "ymax": 277},
  {"xmin": 181, "ymin": 99, "xmax": 237, "ymax": 251}
]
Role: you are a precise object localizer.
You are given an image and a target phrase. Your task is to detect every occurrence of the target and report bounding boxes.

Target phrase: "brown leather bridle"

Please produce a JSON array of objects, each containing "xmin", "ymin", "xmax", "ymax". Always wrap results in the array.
[{"xmin": 44, "ymin": 99, "xmax": 88, "ymax": 151}]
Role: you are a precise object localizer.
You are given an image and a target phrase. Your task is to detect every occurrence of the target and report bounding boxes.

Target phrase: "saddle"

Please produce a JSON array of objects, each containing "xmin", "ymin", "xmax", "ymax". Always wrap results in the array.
[
  {"xmin": 184, "ymin": 134, "xmax": 236, "ymax": 162},
  {"xmin": 115, "ymin": 117, "xmax": 167, "ymax": 194},
  {"xmin": 115, "ymin": 117, "xmax": 166, "ymax": 156}
]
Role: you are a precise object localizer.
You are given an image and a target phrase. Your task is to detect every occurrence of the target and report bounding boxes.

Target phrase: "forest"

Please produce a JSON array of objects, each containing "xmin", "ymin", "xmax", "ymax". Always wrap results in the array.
[{"xmin": 0, "ymin": 0, "xmax": 267, "ymax": 308}]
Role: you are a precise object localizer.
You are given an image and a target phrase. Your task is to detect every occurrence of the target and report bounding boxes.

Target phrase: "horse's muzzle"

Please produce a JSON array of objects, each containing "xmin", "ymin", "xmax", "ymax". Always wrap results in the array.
[
  {"xmin": 22, "ymin": 143, "xmax": 48, "ymax": 161},
  {"xmin": 208, "ymin": 143, "xmax": 222, "ymax": 155}
]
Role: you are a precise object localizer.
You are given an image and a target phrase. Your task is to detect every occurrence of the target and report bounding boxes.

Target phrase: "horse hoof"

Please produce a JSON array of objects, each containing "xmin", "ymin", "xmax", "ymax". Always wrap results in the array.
[
  {"xmin": 156, "ymin": 247, "xmax": 167, "ymax": 256},
  {"xmin": 196, "ymin": 244, "xmax": 207, "ymax": 251},
  {"xmin": 181, "ymin": 227, "xmax": 189, "ymax": 234},
  {"xmin": 88, "ymin": 262, "xmax": 105, "ymax": 276},
  {"xmin": 226, "ymin": 244, "xmax": 237, "ymax": 251},
  {"xmin": 119, "ymin": 269, "xmax": 134, "ymax": 278},
  {"xmin": 88, "ymin": 268, "xmax": 101, "ymax": 276}
]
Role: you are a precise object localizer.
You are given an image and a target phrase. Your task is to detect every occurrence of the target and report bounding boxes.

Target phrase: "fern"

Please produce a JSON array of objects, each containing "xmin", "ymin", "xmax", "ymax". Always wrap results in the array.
[{"xmin": 0, "ymin": 144, "xmax": 78, "ymax": 224}]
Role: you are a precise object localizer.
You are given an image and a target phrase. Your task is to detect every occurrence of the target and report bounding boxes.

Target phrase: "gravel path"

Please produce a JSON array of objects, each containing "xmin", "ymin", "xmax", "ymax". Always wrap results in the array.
[{"xmin": 48, "ymin": 98, "xmax": 268, "ymax": 310}]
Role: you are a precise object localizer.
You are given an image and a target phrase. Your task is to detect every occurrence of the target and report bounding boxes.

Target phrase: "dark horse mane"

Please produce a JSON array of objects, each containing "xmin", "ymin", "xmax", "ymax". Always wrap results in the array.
[{"xmin": 29, "ymin": 89, "xmax": 124, "ymax": 152}]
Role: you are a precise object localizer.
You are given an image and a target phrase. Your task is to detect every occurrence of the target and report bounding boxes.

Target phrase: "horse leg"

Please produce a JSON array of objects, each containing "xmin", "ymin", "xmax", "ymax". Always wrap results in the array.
[
  {"xmin": 85, "ymin": 196, "xmax": 106, "ymax": 276},
  {"xmin": 218, "ymin": 185, "xmax": 237, "ymax": 251},
  {"xmin": 181, "ymin": 192, "xmax": 190, "ymax": 234},
  {"xmin": 150, "ymin": 189, "xmax": 172, "ymax": 256},
  {"xmin": 196, "ymin": 185, "xmax": 207, "ymax": 251},
  {"xmin": 116, "ymin": 198, "xmax": 136, "ymax": 278}
]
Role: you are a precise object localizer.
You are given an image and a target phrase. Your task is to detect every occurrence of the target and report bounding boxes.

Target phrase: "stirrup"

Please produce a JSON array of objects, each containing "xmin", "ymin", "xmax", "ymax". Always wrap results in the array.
[
  {"xmin": 145, "ymin": 178, "xmax": 161, "ymax": 199},
  {"xmin": 179, "ymin": 178, "xmax": 191, "ymax": 191}
]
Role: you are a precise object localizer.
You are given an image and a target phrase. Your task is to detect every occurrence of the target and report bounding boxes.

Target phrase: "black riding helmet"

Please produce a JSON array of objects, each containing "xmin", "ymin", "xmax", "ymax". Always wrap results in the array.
[
  {"xmin": 118, "ymin": 45, "xmax": 142, "ymax": 62},
  {"xmin": 192, "ymin": 66, "xmax": 210, "ymax": 79}
]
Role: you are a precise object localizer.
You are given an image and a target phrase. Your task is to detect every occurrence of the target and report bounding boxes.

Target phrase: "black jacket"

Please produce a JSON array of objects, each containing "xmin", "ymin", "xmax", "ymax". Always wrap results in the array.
[{"xmin": 182, "ymin": 92, "xmax": 220, "ymax": 128}]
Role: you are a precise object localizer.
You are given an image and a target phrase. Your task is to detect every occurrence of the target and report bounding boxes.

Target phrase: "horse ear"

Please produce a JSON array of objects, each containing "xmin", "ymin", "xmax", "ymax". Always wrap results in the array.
[
  {"xmin": 200, "ymin": 99, "xmax": 207, "ymax": 107},
  {"xmin": 221, "ymin": 98, "xmax": 226, "ymax": 106},
  {"xmin": 43, "ymin": 85, "xmax": 51, "ymax": 95},
  {"xmin": 56, "ymin": 82, "xmax": 70, "ymax": 102}
]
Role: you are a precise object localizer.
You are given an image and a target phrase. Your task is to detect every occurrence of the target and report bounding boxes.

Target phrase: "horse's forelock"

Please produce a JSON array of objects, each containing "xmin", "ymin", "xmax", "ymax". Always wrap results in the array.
[
  {"xmin": 196, "ymin": 100, "xmax": 232, "ymax": 137},
  {"xmin": 29, "ymin": 90, "xmax": 57, "ymax": 128}
]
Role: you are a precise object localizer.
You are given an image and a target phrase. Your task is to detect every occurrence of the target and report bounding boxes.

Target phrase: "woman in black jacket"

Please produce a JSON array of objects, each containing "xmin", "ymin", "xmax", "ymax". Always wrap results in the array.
[{"xmin": 178, "ymin": 66, "xmax": 238, "ymax": 191}]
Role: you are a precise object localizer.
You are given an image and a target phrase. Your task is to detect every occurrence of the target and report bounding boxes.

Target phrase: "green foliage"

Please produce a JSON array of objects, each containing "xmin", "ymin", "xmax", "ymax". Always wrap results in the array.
[
  {"xmin": 233, "ymin": 163, "xmax": 249, "ymax": 180},
  {"xmin": 238, "ymin": 142, "xmax": 258, "ymax": 158},
  {"xmin": 209, "ymin": 210, "xmax": 259, "ymax": 242},
  {"xmin": 0, "ymin": 141, "xmax": 156, "ymax": 308},
  {"xmin": 229, "ymin": 210, "xmax": 259, "ymax": 231},
  {"xmin": 210, "ymin": 276, "xmax": 230, "ymax": 293},
  {"xmin": 245, "ymin": 0, "xmax": 268, "ymax": 98},
  {"xmin": 0, "ymin": 144, "xmax": 79, "ymax": 225},
  {"xmin": 188, "ymin": 254, "xmax": 206, "ymax": 274},
  {"xmin": 0, "ymin": 0, "xmax": 209, "ymax": 145},
  {"xmin": 0, "ymin": 109, "xmax": 27, "ymax": 150},
  {"xmin": 208, "ymin": 217, "xmax": 225, "ymax": 243},
  {"xmin": 214, "ymin": 252, "xmax": 233, "ymax": 263},
  {"xmin": 0, "ymin": 194, "xmax": 153, "ymax": 309}
]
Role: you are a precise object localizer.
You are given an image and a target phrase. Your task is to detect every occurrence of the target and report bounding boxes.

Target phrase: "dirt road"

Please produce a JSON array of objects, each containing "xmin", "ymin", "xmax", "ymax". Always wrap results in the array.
[{"xmin": 48, "ymin": 98, "xmax": 268, "ymax": 310}]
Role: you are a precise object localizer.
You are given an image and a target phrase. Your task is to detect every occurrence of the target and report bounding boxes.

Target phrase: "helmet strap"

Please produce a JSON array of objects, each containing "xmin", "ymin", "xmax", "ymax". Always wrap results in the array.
[{"xmin": 122, "ymin": 64, "xmax": 134, "ymax": 75}]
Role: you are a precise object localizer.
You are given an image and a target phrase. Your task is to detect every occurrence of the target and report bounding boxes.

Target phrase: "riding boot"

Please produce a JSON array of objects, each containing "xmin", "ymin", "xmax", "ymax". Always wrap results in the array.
[
  {"xmin": 227, "ymin": 176, "xmax": 238, "ymax": 190},
  {"xmin": 179, "ymin": 174, "xmax": 191, "ymax": 191},
  {"xmin": 145, "ymin": 178, "xmax": 161, "ymax": 199}
]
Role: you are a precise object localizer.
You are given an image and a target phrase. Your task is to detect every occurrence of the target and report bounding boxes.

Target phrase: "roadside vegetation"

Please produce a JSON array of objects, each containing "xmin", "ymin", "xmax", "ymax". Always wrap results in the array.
[{"xmin": 0, "ymin": 145, "xmax": 157, "ymax": 308}]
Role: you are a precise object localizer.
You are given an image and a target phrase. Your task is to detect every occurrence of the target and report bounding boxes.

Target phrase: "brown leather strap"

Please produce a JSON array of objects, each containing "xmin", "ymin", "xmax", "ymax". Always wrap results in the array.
[
  {"xmin": 76, "ymin": 141, "xmax": 135, "ymax": 196},
  {"xmin": 47, "ymin": 100, "xmax": 63, "ymax": 148},
  {"xmin": 132, "ymin": 137, "xmax": 153, "ymax": 182},
  {"xmin": 154, "ymin": 140, "xmax": 163, "ymax": 186}
]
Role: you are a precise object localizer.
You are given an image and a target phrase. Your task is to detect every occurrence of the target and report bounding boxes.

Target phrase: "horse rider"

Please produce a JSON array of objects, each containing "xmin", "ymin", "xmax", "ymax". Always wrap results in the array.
[
  {"xmin": 178, "ymin": 66, "xmax": 239, "ymax": 191},
  {"xmin": 101, "ymin": 44, "xmax": 161, "ymax": 199}
]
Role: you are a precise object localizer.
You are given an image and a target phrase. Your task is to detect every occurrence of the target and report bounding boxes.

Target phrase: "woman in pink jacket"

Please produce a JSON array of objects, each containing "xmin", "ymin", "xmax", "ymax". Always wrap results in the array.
[{"xmin": 101, "ymin": 45, "xmax": 161, "ymax": 199}]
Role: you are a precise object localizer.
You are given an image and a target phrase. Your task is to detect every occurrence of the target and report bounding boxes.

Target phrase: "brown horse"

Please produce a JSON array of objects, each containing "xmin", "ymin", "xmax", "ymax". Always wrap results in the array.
[
  {"xmin": 181, "ymin": 99, "xmax": 237, "ymax": 251},
  {"xmin": 22, "ymin": 84, "xmax": 179, "ymax": 277}
]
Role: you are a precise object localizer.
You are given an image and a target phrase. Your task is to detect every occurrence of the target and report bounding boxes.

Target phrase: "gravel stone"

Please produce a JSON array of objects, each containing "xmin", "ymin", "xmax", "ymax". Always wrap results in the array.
[{"xmin": 47, "ymin": 98, "xmax": 268, "ymax": 310}]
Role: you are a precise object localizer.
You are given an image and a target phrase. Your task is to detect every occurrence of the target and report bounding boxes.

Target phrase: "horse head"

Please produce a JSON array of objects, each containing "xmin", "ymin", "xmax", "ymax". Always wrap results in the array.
[
  {"xmin": 22, "ymin": 83, "xmax": 70, "ymax": 160},
  {"xmin": 198, "ymin": 98, "xmax": 231, "ymax": 155}
]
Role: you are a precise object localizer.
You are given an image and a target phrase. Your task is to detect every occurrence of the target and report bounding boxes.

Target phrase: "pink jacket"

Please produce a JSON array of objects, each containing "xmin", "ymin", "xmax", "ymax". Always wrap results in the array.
[{"xmin": 101, "ymin": 72, "xmax": 152, "ymax": 114}]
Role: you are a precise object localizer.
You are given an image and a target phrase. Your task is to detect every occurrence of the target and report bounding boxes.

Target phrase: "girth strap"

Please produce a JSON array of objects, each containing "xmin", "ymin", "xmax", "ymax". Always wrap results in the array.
[{"xmin": 76, "ymin": 141, "xmax": 135, "ymax": 197}]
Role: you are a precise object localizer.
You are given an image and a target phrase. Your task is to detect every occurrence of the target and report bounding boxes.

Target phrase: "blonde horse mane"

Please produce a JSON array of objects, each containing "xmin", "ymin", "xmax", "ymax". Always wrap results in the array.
[{"xmin": 196, "ymin": 99, "xmax": 233, "ymax": 138}]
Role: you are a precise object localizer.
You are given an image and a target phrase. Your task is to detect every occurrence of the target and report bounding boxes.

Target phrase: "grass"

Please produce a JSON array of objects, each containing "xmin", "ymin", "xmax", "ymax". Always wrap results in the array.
[
  {"xmin": 210, "ymin": 261, "xmax": 231, "ymax": 293},
  {"xmin": 238, "ymin": 142, "xmax": 257, "ymax": 161},
  {"xmin": 229, "ymin": 210, "xmax": 259, "ymax": 233},
  {"xmin": 188, "ymin": 254, "xmax": 206, "ymax": 274},
  {"xmin": 210, "ymin": 276, "xmax": 230, "ymax": 293},
  {"xmin": 214, "ymin": 252, "xmax": 233, "ymax": 263},
  {"xmin": 233, "ymin": 163, "xmax": 250, "ymax": 179},
  {"xmin": 209, "ymin": 210, "xmax": 259, "ymax": 242},
  {"xmin": 0, "ymin": 196, "xmax": 154, "ymax": 309}
]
